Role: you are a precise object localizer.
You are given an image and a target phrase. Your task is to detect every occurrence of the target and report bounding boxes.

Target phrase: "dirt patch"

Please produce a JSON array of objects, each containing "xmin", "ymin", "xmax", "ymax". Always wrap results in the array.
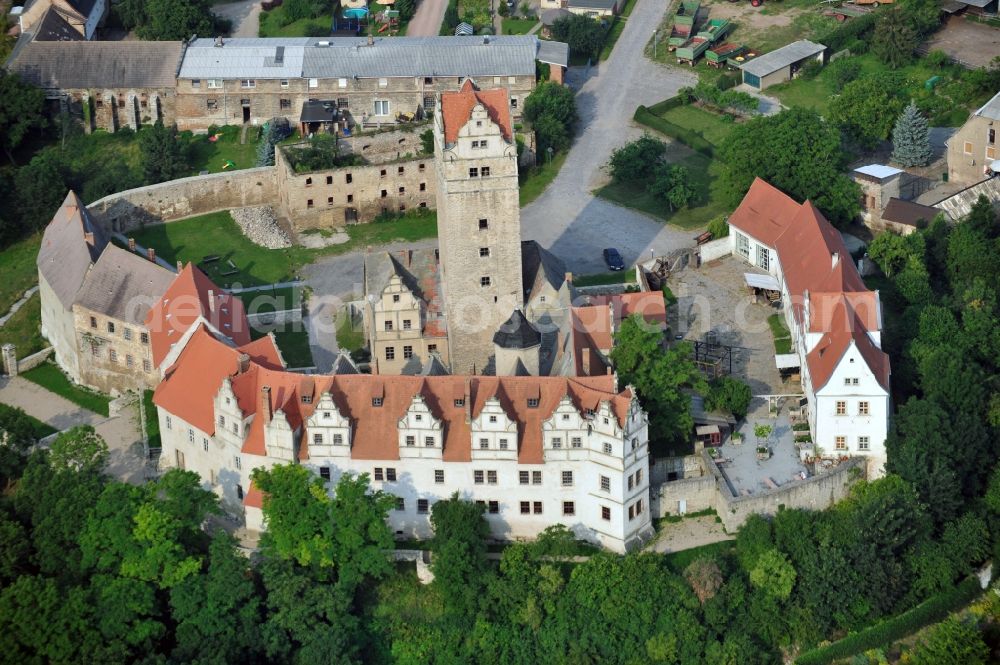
[
  {"xmin": 704, "ymin": 1, "xmax": 800, "ymax": 29},
  {"xmin": 923, "ymin": 16, "xmax": 1000, "ymax": 70},
  {"xmin": 297, "ymin": 230, "xmax": 350, "ymax": 248},
  {"xmin": 649, "ymin": 515, "xmax": 734, "ymax": 553}
]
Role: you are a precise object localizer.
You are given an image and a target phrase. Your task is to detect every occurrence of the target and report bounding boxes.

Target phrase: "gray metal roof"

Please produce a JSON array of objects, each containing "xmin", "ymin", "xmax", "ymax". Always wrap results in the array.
[
  {"xmin": 493, "ymin": 309, "xmax": 541, "ymax": 349},
  {"xmin": 178, "ymin": 36, "xmax": 546, "ymax": 80},
  {"xmin": 957, "ymin": 0, "xmax": 993, "ymax": 7},
  {"xmin": 521, "ymin": 240, "xmax": 567, "ymax": 296},
  {"xmin": 740, "ymin": 40, "xmax": 826, "ymax": 77},
  {"xmin": 74, "ymin": 245, "xmax": 175, "ymax": 324},
  {"xmin": 37, "ymin": 191, "xmax": 108, "ymax": 310},
  {"xmin": 536, "ymin": 40, "xmax": 569, "ymax": 68},
  {"xmin": 975, "ymin": 90, "xmax": 1000, "ymax": 121},
  {"xmin": 179, "ymin": 37, "xmax": 309, "ymax": 80},
  {"xmin": 8, "ymin": 41, "xmax": 183, "ymax": 89},
  {"xmin": 569, "ymin": 0, "xmax": 617, "ymax": 9}
]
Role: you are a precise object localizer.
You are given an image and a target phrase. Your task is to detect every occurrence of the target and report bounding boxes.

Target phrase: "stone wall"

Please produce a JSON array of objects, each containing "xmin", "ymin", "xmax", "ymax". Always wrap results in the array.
[
  {"xmin": 72, "ymin": 304, "xmax": 158, "ymax": 394},
  {"xmin": 88, "ymin": 168, "xmax": 279, "ymax": 233},
  {"xmin": 275, "ymin": 138, "xmax": 435, "ymax": 230},
  {"xmin": 651, "ymin": 452, "xmax": 866, "ymax": 531}
]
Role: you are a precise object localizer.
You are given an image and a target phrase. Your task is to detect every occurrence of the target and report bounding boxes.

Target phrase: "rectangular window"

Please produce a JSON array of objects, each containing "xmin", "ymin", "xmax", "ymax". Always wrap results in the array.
[
  {"xmin": 374, "ymin": 100, "xmax": 390, "ymax": 115},
  {"xmin": 333, "ymin": 433, "xmax": 343, "ymax": 445},
  {"xmin": 378, "ymin": 77, "xmax": 388, "ymax": 87},
  {"xmin": 235, "ymin": 456, "xmax": 242, "ymax": 470},
  {"xmin": 320, "ymin": 466, "xmax": 331, "ymax": 481},
  {"xmin": 488, "ymin": 500, "xmax": 499, "ymax": 514},
  {"xmin": 89, "ymin": 316, "xmax": 97, "ymax": 329},
  {"xmin": 736, "ymin": 232, "xmax": 750, "ymax": 259},
  {"xmin": 207, "ymin": 99, "xmax": 218, "ymax": 111},
  {"xmin": 479, "ymin": 438, "xmax": 489, "ymax": 449},
  {"xmin": 519, "ymin": 470, "xmax": 529, "ymax": 485},
  {"xmin": 374, "ymin": 467, "xmax": 384, "ymax": 481},
  {"xmin": 563, "ymin": 501, "xmax": 575, "ymax": 516},
  {"xmin": 338, "ymin": 78, "xmax": 347, "ymax": 88},
  {"xmin": 511, "ymin": 97, "xmax": 518, "ymax": 108},
  {"xmin": 241, "ymin": 79, "xmax": 256, "ymax": 88},
  {"xmin": 424, "ymin": 436, "xmax": 434, "ymax": 447},
  {"xmin": 756, "ymin": 244, "xmax": 769, "ymax": 271},
  {"xmin": 280, "ymin": 98, "xmax": 291, "ymax": 110},
  {"xmin": 237, "ymin": 484, "xmax": 244, "ymax": 499},
  {"xmin": 280, "ymin": 79, "xmax": 289, "ymax": 88},
  {"xmin": 480, "ymin": 276, "xmax": 491, "ymax": 287},
  {"xmin": 203, "ymin": 438, "xmax": 209, "ymax": 451},
  {"xmin": 474, "ymin": 470, "xmax": 484, "ymax": 484},
  {"xmin": 143, "ymin": 359, "xmax": 151, "ymax": 372},
  {"xmin": 123, "ymin": 328, "xmax": 132, "ymax": 341},
  {"xmin": 337, "ymin": 97, "xmax": 349, "ymax": 110},
  {"xmin": 487, "ymin": 470, "xmax": 497, "ymax": 485},
  {"xmin": 191, "ymin": 79, "xmax": 201, "ymax": 88},
  {"xmin": 386, "ymin": 468, "xmax": 396, "ymax": 482},
  {"xmin": 107, "ymin": 321, "xmax": 116, "ymax": 334},
  {"xmin": 398, "ymin": 186, "xmax": 405, "ymax": 194},
  {"xmin": 126, "ymin": 354, "xmax": 134, "ymax": 368},
  {"xmin": 835, "ymin": 436, "xmax": 847, "ymax": 451},
  {"xmin": 188, "ymin": 428, "xmax": 194, "ymax": 443},
  {"xmin": 479, "ymin": 247, "xmax": 490, "ymax": 257},
  {"xmin": 417, "ymin": 499, "xmax": 429, "ymax": 514},
  {"xmin": 636, "ymin": 469, "xmax": 643, "ymax": 485},
  {"xmin": 858, "ymin": 436, "xmax": 870, "ymax": 451},
  {"xmin": 402, "ymin": 319, "xmax": 412, "ymax": 330},
  {"xmin": 481, "ymin": 167, "xmax": 491, "ymax": 177},
  {"xmin": 385, "ymin": 347, "xmax": 395, "ymax": 361},
  {"xmin": 109, "ymin": 349, "xmax": 118, "ymax": 364},
  {"xmin": 403, "ymin": 345, "xmax": 413, "ymax": 359},
  {"xmin": 313, "ymin": 433, "xmax": 323, "ymax": 444},
  {"xmin": 479, "ymin": 218, "xmax": 488, "ymax": 230},
  {"xmin": 600, "ymin": 475, "xmax": 610, "ymax": 492},
  {"xmin": 571, "ymin": 437, "xmax": 582, "ymax": 448},
  {"xmin": 454, "ymin": 398, "xmax": 464, "ymax": 407},
  {"xmin": 206, "ymin": 79, "xmax": 222, "ymax": 89},
  {"xmin": 628, "ymin": 475, "xmax": 634, "ymax": 491},
  {"xmin": 166, "ymin": 415, "xmax": 172, "ymax": 430},
  {"xmin": 435, "ymin": 469, "xmax": 444, "ymax": 483},
  {"xmin": 395, "ymin": 497, "xmax": 405, "ymax": 511},
  {"xmin": 527, "ymin": 398, "xmax": 539, "ymax": 409},
  {"xmin": 384, "ymin": 320, "xmax": 394, "ymax": 332},
  {"xmin": 307, "ymin": 199, "xmax": 314, "ymax": 209},
  {"xmin": 533, "ymin": 501, "xmax": 543, "ymax": 514},
  {"xmin": 836, "ymin": 401, "xmax": 846, "ymax": 415},
  {"xmin": 603, "ymin": 442, "xmax": 612, "ymax": 455},
  {"xmin": 308, "ymin": 78, "xmax": 318, "ymax": 88},
  {"xmin": 498, "ymin": 438, "xmax": 508, "ymax": 450},
  {"xmin": 469, "ymin": 167, "xmax": 479, "ymax": 178},
  {"xmin": 520, "ymin": 501, "xmax": 530, "ymax": 515},
  {"xmin": 964, "ymin": 141, "xmax": 973, "ymax": 155},
  {"xmin": 561, "ymin": 471, "xmax": 573, "ymax": 486},
  {"xmin": 405, "ymin": 435, "xmax": 415, "ymax": 447},
  {"xmin": 858, "ymin": 401, "xmax": 870, "ymax": 416},
  {"xmin": 601, "ymin": 506, "xmax": 611, "ymax": 521}
]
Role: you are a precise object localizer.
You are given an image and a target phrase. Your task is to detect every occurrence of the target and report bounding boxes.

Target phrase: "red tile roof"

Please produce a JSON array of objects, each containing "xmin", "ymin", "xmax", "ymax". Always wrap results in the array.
[
  {"xmin": 729, "ymin": 179, "xmax": 889, "ymax": 392},
  {"xmin": 243, "ymin": 481, "xmax": 264, "ymax": 509},
  {"xmin": 145, "ymin": 263, "xmax": 251, "ymax": 367},
  {"xmin": 569, "ymin": 292, "xmax": 667, "ymax": 376},
  {"xmin": 440, "ymin": 80, "xmax": 513, "ymax": 145},
  {"xmin": 155, "ymin": 333, "xmax": 635, "ymax": 465}
]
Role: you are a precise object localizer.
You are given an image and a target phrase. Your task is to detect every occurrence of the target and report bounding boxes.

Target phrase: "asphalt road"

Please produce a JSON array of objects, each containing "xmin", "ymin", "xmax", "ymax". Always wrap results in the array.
[
  {"xmin": 519, "ymin": 0, "xmax": 698, "ymax": 273},
  {"xmin": 407, "ymin": 0, "xmax": 449, "ymax": 36}
]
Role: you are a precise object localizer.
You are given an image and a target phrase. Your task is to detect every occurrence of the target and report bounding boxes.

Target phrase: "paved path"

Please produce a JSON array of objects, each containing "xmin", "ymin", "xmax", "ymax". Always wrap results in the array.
[
  {"xmin": 647, "ymin": 515, "xmax": 735, "ymax": 554},
  {"xmin": 213, "ymin": 0, "xmax": 262, "ymax": 38},
  {"xmin": 0, "ymin": 375, "xmax": 148, "ymax": 484},
  {"xmin": 407, "ymin": 0, "xmax": 448, "ymax": 36},
  {"xmin": 519, "ymin": 0, "xmax": 699, "ymax": 274},
  {"xmin": 0, "ymin": 286, "xmax": 38, "ymax": 327}
]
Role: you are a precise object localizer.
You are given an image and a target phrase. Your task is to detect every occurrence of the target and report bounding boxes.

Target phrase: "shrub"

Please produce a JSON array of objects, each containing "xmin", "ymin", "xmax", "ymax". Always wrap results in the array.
[
  {"xmin": 926, "ymin": 49, "xmax": 950, "ymax": 69},
  {"xmin": 800, "ymin": 59, "xmax": 823, "ymax": 80},
  {"xmin": 826, "ymin": 57, "xmax": 862, "ymax": 88},
  {"xmin": 633, "ymin": 106, "xmax": 714, "ymax": 158},
  {"xmin": 608, "ymin": 135, "xmax": 666, "ymax": 183},
  {"xmin": 795, "ymin": 577, "xmax": 982, "ymax": 665},
  {"xmin": 819, "ymin": 12, "xmax": 875, "ymax": 52},
  {"xmin": 706, "ymin": 215, "xmax": 728, "ymax": 239},
  {"xmin": 704, "ymin": 377, "xmax": 752, "ymax": 420}
]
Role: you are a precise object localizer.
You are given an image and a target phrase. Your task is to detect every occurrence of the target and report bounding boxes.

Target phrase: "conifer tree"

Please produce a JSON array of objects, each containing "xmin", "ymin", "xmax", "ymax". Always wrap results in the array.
[{"xmin": 891, "ymin": 102, "xmax": 932, "ymax": 167}]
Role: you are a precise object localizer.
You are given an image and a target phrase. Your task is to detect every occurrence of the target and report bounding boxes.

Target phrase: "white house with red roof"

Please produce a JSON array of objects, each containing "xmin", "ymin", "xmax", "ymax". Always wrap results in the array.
[
  {"xmin": 727, "ymin": 179, "xmax": 890, "ymax": 475},
  {"xmin": 153, "ymin": 323, "xmax": 653, "ymax": 552}
]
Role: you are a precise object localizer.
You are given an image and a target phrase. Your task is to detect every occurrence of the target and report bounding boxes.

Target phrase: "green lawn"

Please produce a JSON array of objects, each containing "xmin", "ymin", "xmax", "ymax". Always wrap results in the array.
[
  {"xmin": 237, "ymin": 285, "xmax": 303, "ymax": 315},
  {"xmin": 184, "ymin": 124, "xmax": 261, "ymax": 174},
  {"xmin": 768, "ymin": 313, "xmax": 792, "ymax": 355},
  {"xmin": 336, "ymin": 309, "xmax": 366, "ymax": 353},
  {"xmin": 620, "ymin": 0, "xmax": 638, "ymax": 18},
  {"xmin": 0, "ymin": 234, "xmax": 42, "ymax": 316},
  {"xmin": 573, "ymin": 271, "xmax": 637, "ymax": 287},
  {"xmin": 21, "ymin": 361, "xmax": 111, "ymax": 417},
  {"xmin": 595, "ymin": 153, "xmax": 727, "ymax": 230},
  {"xmin": 599, "ymin": 17, "xmax": 626, "ymax": 61},
  {"xmin": 259, "ymin": 6, "xmax": 332, "ymax": 37},
  {"xmin": 272, "ymin": 329, "xmax": 314, "ymax": 368},
  {"xmin": 0, "ymin": 294, "xmax": 44, "ymax": 360},
  {"xmin": 142, "ymin": 390, "xmax": 161, "ymax": 449},
  {"xmin": 129, "ymin": 209, "xmax": 438, "ymax": 288},
  {"xmin": 0, "ymin": 402, "xmax": 57, "ymax": 440},
  {"xmin": 502, "ymin": 18, "xmax": 537, "ymax": 35},
  {"xmin": 519, "ymin": 150, "xmax": 568, "ymax": 206},
  {"xmin": 658, "ymin": 105, "xmax": 734, "ymax": 148}
]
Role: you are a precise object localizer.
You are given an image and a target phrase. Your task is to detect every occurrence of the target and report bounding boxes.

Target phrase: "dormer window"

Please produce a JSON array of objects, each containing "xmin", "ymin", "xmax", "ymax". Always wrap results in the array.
[
  {"xmin": 301, "ymin": 395, "xmax": 312, "ymax": 404},
  {"xmin": 527, "ymin": 398, "xmax": 539, "ymax": 408},
  {"xmin": 323, "ymin": 411, "xmax": 331, "ymax": 419},
  {"xmin": 454, "ymin": 399, "xmax": 465, "ymax": 407},
  {"xmin": 392, "ymin": 294, "xmax": 400, "ymax": 303},
  {"xmin": 489, "ymin": 415, "xmax": 497, "ymax": 423},
  {"xmin": 372, "ymin": 398, "xmax": 383, "ymax": 407}
]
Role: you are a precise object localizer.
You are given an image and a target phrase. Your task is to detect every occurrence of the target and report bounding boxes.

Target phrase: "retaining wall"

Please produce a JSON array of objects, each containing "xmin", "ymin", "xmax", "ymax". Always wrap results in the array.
[
  {"xmin": 88, "ymin": 168, "xmax": 279, "ymax": 233},
  {"xmin": 16, "ymin": 347, "xmax": 55, "ymax": 373},
  {"xmin": 699, "ymin": 236, "xmax": 732, "ymax": 263}
]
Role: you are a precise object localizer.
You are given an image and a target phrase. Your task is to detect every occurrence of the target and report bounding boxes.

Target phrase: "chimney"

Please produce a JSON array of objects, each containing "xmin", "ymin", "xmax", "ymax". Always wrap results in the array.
[
  {"xmin": 565, "ymin": 272, "xmax": 573, "ymax": 284},
  {"xmin": 261, "ymin": 386, "xmax": 272, "ymax": 424},
  {"xmin": 84, "ymin": 231, "xmax": 94, "ymax": 245},
  {"xmin": 367, "ymin": 34, "xmax": 374, "ymax": 46},
  {"xmin": 176, "ymin": 260, "xmax": 183, "ymax": 272},
  {"xmin": 214, "ymin": 36, "xmax": 224, "ymax": 47},
  {"xmin": 237, "ymin": 352, "xmax": 250, "ymax": 374},
  {"xmin": 147, "ymin": 247, "xmax": 156, "ymax": 262},
  {"xmin": 831, "ymin": 251, "xmax": 840, "ymax": 268},
  {"xmin": 128, "ymin": 237, "xmax": 136, "ymax": 252},
  {"xmin": 208, "ymin": 289, "xmax": 216, "ymax": 313}
]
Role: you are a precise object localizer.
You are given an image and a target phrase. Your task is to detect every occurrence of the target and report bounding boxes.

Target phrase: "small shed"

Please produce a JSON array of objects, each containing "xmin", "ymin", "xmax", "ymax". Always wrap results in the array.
[
  {"xmin": 567, "ymin": 0, "xmax": 619, "ymax": 17},
  {"xmin": 880, "ymin": 198, "xmax": 941, "ymax": 235},
  {"xmin": 744, "ymin": 272, "xmax": 780, "ymax": 303},
  {"xmin": 740, "ymin": 40, "xmax": 826, "ymax": 90},
  {"xmin": 696, "ymin": 425, "xmax": 722, "ymax": 447},
  {"xmin": 953, "ymin": 0, "xmax": 999, "ymax": 14},
  {"xmin": 455, "ymin": 22, "xmax": 474, "ymax": 36},
  {"xmin": 299, "ymin": 99, "xmax": 340, "ymax": 136}
]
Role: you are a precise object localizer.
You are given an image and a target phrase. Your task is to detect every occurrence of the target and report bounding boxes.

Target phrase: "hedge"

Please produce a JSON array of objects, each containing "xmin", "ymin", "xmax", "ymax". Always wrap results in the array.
[
  {"xmin": 795, "ymin": 577, "xmax": 982, "ymax": 665},
  {"xmin": 645, "ymin": 96, "xmax": 685, "ymax": 116},
  {"xmin": 633, "ymin": 105, "xmax": 715, "ymax": 158},
  {"xmin": 818, "ymin": 12, "xmax": 876, "ymax": 53}
]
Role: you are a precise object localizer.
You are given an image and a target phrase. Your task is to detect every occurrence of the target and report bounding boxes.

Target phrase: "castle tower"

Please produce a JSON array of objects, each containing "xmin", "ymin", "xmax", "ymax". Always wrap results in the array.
[{"xmin": 434, "ymin": 80, "xmax": 523, "ymax": 374}]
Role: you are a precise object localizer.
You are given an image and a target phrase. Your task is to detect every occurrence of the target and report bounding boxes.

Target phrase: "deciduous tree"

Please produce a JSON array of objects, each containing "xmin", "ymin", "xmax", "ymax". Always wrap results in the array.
[{"xmin": 0, "ymin": 71, "xmax": 47, "ymax": 164}]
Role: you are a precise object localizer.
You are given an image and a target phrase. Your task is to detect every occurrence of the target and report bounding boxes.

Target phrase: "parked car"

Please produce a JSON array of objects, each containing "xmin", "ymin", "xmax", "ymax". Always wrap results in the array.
[{"xmin": 603, "ymin": 248, "xmax": 625, "ymax": 271}]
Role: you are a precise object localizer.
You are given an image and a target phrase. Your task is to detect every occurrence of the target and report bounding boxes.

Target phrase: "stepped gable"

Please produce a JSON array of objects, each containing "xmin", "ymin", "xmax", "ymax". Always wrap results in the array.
[
  {"xmin": 145, "ymin": 263, "xmax": 251, "ymax": 367},
  {"xmin": 440, "ymin": 78, "xmax": 512, "ymax": 144},
  {"xmin": 37, "ymin": 190, "xmax": 108, "ymax": 309}
]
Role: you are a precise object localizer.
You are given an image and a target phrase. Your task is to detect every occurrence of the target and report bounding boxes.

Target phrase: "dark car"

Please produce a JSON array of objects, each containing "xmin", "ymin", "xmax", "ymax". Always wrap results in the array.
[{"xmin": 603, "ymin": 248, "xmax": 625, "ymax": 271}]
